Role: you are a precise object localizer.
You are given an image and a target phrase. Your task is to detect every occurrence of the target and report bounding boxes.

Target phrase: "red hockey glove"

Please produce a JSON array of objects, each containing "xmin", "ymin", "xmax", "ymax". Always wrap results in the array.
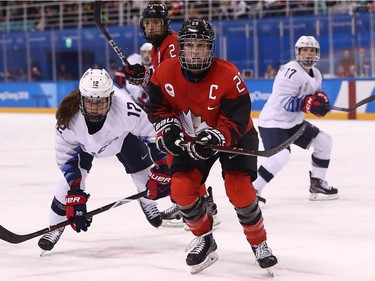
[
  {"xmin": 187, "ymin": 128, "xmax": 225, "ymax": 160},
  {"xmin": 65, "ymin": 190, "xmax": 91, "ymax": 233},
  {"xmin": 303, "ymin": 91, "xmax": 330, "ymax": 117},
  {"xmin": 146, "ymin": 160, "xmax": 171, "ymax": 200}
]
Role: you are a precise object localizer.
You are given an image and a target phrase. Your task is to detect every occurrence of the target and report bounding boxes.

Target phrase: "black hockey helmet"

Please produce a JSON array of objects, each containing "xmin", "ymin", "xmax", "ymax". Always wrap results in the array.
[
  {"xmin": 140, "ymin": 4, "xmax": 171, "ymax": 46},
  {"xmin": 178, "ymin": 19, "xmax": 215, "ymax": 71}
]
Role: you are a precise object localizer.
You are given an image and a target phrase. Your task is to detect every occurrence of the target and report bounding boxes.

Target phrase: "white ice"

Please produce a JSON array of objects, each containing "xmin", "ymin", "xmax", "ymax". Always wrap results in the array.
[{"xmin": 0, "ymin": 113, "xmax": 374, "ymax": 281}]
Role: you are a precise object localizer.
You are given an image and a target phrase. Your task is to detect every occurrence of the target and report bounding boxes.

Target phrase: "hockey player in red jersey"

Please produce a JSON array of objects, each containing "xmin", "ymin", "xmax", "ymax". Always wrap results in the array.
[
  {"xmin": 145, "ymin": 19, "xmax": 278, "ymax": 275},
  {"xmin": 123, "ymin": 4, "xmax": 218, "ymax": 228},
  {"xmin": 122, "ymin": 3, "xmax": 178, "ymax": 86}
]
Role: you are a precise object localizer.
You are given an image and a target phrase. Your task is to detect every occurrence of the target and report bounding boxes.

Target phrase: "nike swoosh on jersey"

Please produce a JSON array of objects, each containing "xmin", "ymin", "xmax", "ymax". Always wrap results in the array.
[{"xmin": 207, "ymin": 105, "xmax": 220, "ymax": 110}]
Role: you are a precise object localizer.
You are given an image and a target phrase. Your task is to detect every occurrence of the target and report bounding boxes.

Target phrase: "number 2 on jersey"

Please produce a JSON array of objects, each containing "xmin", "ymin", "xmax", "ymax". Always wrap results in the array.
[{"xmin": 233, "ymin": 73, "xmax": 245, "ymax": 93}]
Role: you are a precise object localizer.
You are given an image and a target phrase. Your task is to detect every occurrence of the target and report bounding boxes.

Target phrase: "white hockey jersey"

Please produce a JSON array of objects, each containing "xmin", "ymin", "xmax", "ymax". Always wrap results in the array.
[
  {"xmin": 55, "ymin": 87, "xmax": 156, "ymax": 188},
  {"xmin": 258, "ymin": 60, "xmax": 322, "ymax": 129}
]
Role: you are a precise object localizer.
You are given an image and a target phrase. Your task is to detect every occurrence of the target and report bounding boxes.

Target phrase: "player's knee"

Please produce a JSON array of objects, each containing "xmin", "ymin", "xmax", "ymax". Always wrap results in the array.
[
  {"xmin": 312, "ymin": 131, "xmax": 333, "ymax": 156},
  {"xmin": 224, "ymin": 171, "xmax": 256, "ymax": 208},
  {"xmin": 170, "ymin": 169, "xmax": 202, "ymax": 207}
]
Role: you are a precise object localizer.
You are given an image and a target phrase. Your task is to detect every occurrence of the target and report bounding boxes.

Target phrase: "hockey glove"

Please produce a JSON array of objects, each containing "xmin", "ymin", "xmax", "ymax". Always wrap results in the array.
[
  {"xmin": 146, "ymin": 159, "xmax": 171, "ymax": 200},
  {"xmin": 123, "ymin": 63, "xmax": 145, "ymax": 85},
  {"xmin": 65, "ymin": 190, "xmax": 91, "ymax": 233},
  {"xmin": 154, "ymin": 118, "xmax": 185, "ymax": 156},
  {"xmin": 303, "ymin": 91, "xmax": 330, "ymax": 117},
  {"xmin": 187, "ymin": 128, "xmax": 225, "ymax": 160}
]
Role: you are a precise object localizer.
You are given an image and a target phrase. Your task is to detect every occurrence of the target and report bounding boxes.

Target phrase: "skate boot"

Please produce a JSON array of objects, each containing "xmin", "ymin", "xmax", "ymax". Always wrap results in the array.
[
  {"xmin": 251, "ymin": 241, "xmax": 278, "ymax": 276},
  {"xmin": 185, "ymin": 232, "xmax": 218, "ymax": 274},
  {"xmin": 184, "ymin": 187, "xmax": 220, "ymax": 231},
  {"xmin": 139, "ymin": 200, "xmax": 162, "ymax": 228},
  {"xmin": 160, "ymin": 203, "xmax": 184, "ymax": 227},
  {"xmin": 38, "ymin": 227, "xmax": 65, "ymax": 256},
  {"xmin": 309, "ymin": 171, "xmax": 339, "ymax": 201}
]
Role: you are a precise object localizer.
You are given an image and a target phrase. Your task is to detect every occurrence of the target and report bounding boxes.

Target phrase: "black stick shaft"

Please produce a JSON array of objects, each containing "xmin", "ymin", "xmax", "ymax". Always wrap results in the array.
[
  {"xmin": 329, "ymin": 95, "xmax": 375, "ymax": 112},
  {"xmin": 94, "ymin": 0, "xmax": 130, "ymax": 67},
  {"xmin": 0, "ymin": 191, "xmax": 146, "ymax": 244},
  {"xmin": 209, "ymin": 122, "xmax": 307, "ymax": 157}
]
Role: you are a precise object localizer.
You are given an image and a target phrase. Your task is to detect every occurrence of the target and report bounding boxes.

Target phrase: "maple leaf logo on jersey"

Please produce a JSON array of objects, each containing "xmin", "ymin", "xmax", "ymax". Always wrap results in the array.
[
  {"xmin": 180, "ymin": 109, "xmax": 209, "ymax": 137},
  {"xmin": 164, "ymin": 83, "xmax": 175, "ymax": 97}
]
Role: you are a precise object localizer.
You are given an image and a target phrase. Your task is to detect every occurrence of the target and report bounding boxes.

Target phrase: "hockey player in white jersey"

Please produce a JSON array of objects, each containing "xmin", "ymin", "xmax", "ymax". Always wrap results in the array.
[
  {"xmin": 254, "ymin": 35, "xmax": 339, "ymax": 204},
  {"xmin": 38, "ymin": 68, "xmax": 171, "ymax": 254}
]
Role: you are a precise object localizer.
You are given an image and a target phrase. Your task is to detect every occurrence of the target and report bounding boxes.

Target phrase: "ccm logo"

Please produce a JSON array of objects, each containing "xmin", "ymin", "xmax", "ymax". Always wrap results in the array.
[
  {"xmin": 149, "ymin": 174, "xmax": 171, "ymax": 184},
  {"xmin": 66, "ymin": 197, "xmax": 82, "ymax": 204}
]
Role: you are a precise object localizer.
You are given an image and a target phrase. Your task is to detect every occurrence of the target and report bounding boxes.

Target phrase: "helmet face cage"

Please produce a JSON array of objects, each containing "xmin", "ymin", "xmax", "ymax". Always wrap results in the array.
[
  {"xmin": 79, "ymin": 68, "xmax": 114, "ymax": 122},
  {"xmin": 140, "ymin": 4, "xmax": 170, "ymax": 45},
  {"xmin": 295, "ymin": 36, "xmax": 320, "ymax": 68},
  {"xmin": 178, "ymin": 19, "xmax": 215, "ymax": 71}
]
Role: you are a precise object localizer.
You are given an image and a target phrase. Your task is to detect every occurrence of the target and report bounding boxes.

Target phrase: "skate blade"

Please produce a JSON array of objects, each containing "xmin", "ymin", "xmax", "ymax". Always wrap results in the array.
[
  {"xmin": 309, "ymin": 193, "xmax": 339, "ymax": 201},
  {"xmin": 39, "ymin": 250, "xmax": 47, "ymax": 257},
  {"xmin": 161, "ymin": 220, "xmax": 185, "ymax": 228},
  {"xmin": 190, "ymin": 251, "xmax": 218, "ymax": 274},
  {"xmin": 266, "ymin": 268, "xmax": 274, "ymax": 277}
]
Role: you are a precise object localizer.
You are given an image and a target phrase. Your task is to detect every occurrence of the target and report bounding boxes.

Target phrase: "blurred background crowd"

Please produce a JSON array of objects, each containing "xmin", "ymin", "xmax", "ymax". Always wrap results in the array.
[{"xmin": 0, "ymin": 0, "xmax": 374, "ymax": 82}]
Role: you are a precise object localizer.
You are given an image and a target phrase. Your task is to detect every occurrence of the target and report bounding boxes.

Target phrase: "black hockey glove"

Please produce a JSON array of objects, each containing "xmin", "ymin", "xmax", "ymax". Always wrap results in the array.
[
  {"xmin": 303, "ymin": 91, "xmax": 330, "ymax": 117},
  {"xmin": 123, "ymin": 63, "xmax": 145, "ymax": 85},
  {"xmin": 187, "ymin": 128, "xmax": 225, "ymax": 161},
  {"xmin": 65, "ymin": 190, "xmax": 91, "ymax": 233},
  {"xmin": 154, "ymin": 118, "xmax": 185, "ymax": 156}
]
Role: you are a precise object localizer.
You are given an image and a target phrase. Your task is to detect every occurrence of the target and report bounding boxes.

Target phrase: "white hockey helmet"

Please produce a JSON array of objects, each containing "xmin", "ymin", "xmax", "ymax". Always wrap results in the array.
[
  {"xmin": 79, "ymin": 68, "xmax": 114, "ymax": 122},
  {"xmin": 140, "ymin": 42, "xmax": 152, "ymax": 66},
  {"xmin": 295, "ymin": 35, "xmax": 320, "ymax": 68}
]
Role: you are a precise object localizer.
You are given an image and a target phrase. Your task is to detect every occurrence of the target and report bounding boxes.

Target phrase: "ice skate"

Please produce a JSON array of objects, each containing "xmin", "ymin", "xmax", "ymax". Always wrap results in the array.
[
  {"xmin": 185, "ymin": 232, "xmax": 218, "ymax": 274},
  {"xmin": 139, "ymin": 200, "xmax": 162, "ymax": 228},
  {"xmin": 252, "ymin": 241, "xmax": 278, "ymax": 276},
  {"xmin": 38, "ymin": 227, "xmax": 65, "ymax": 256},
  {"xmin": 309, "ymin": 171, "xmax": 339, "ymax": 201},
  {"xmin": 160, "ymin": 203, "xmax": 184, "ymax": 227}
]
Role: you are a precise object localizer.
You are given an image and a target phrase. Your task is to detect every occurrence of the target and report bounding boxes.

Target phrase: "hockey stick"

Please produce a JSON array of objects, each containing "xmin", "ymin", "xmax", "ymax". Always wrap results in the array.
[
  {"xmin": 328, "ymin": 95, "xmax": 375, "ymax": 112},
  {"xmin": 0, "ymin": 190, "xmax": 147, "ymax": 244},
  {"xmin": 94, "ymin": 0, "xmax": 130, "ymax": 67},
  {"xmin": 145, "ymin": 122, "xmax": 307, "ymax": 158},
  {"xmin": 207, "ymin": 122, "xmax": 307, "ymax": 157}
]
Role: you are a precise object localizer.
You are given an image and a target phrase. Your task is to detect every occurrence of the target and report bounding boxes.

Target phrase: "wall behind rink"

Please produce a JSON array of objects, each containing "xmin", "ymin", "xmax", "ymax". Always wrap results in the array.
[{"xmin": 0, "ymin": 79, "xmax": 374, "ymax": 120}]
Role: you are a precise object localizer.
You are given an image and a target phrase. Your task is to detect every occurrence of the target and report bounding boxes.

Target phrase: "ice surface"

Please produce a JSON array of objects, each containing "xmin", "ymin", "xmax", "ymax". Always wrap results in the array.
[{"xmin": 0, "ymin": 113, "xmax": 374, "ymax": 281}]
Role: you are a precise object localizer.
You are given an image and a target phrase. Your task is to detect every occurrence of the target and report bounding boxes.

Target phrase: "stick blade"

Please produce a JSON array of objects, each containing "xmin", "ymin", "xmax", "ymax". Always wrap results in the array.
[{"xmin": 0, "ymin": 225, "xmax": 28, "ymax": 244}]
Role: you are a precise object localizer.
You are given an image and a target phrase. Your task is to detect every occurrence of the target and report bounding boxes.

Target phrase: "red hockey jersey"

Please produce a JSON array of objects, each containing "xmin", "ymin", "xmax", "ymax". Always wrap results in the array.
[
  {"xmin": 151, "ymin": 33, "xmax": 179, "ymax": 69},
  {"xmin": 147, "ymin": 57, "xmax": 254, "ymax": 146}
]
